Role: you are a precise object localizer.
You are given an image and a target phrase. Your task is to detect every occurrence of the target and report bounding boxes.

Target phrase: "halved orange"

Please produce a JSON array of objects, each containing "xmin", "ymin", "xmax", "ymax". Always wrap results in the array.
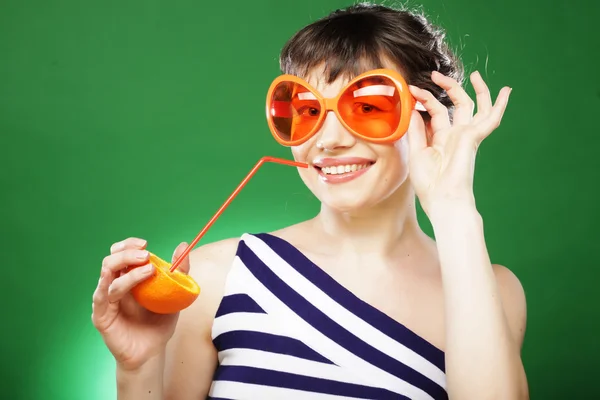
[{"xmin": 130, "ymin": 252, "xmax": 200, "ymax": 314}]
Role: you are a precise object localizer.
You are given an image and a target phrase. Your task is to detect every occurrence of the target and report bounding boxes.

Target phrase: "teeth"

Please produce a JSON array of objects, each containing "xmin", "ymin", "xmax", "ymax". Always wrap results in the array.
[{"xmin": 321, "ymin": 164, "xmax": 370, "ymax": 175}]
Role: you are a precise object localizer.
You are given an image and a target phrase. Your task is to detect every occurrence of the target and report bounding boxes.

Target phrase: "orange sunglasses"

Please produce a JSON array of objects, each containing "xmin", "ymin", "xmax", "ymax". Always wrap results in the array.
[{"xmin": 265, "ymin": 68, "xmax": 424, "ymax": 147}]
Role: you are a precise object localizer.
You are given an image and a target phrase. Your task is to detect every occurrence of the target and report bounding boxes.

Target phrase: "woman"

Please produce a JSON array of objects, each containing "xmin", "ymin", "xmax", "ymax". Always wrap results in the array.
[{"xmin": 92, "ymin": 3, "xmax": 528, "ymax": 399}]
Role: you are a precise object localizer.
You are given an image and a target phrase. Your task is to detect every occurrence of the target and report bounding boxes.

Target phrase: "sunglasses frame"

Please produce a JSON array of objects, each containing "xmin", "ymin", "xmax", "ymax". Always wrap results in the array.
[{"xmin": 265, "ymin": 68, "xmax": 417, "ymax": 147}]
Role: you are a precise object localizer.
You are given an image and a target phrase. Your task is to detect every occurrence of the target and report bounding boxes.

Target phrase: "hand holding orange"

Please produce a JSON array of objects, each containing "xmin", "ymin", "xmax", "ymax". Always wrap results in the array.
[{"xmin": 91, "ymin": 238, "xmax": 200, "ymax": 371}]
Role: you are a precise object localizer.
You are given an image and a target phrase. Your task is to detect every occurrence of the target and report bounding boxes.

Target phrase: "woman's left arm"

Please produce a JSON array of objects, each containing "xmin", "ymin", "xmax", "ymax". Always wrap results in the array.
[
  {"xmin": 429, "ymin": 201, "xmax": 528, "ymax": 400},
  {"xmin": 407, "ymin": 71, "xmax": 528, "ymax": 400}
]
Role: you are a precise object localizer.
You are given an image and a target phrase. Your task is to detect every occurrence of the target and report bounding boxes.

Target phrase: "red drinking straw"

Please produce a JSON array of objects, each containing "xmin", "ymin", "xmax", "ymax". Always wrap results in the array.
[{"xmin": 169, "ymin": 156, "xmax": 309, "ymax": 272}]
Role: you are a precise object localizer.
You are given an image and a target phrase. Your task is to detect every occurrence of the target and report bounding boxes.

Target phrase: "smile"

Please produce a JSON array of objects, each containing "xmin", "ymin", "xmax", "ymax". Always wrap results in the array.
[
  {"xmin": 313, "ymin": 160, "xmax": 375, "ymax": 184},
  {"xmin": 320, "ymin": 163, "xmax": 371, "ymax": 175}
]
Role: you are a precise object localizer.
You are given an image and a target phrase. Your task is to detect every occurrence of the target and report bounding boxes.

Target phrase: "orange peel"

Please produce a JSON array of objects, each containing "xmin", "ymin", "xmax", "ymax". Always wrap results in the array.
[{"xmin": 131, "ymin": 252, "xmax": 200, "ymax": 314}]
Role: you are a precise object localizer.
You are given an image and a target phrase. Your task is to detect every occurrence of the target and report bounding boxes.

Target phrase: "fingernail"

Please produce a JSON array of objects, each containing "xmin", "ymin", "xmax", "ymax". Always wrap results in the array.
[
  {"xmin": 142, "ymin": 264, "xmax": 154, "ymax": 273},
  {"xmin": 111, "ymin": 242, "xmax": 124, "ymax": 252},
  {"xmin": 136, "ymin": 250, "xmax": 148, "ymax": 259}
]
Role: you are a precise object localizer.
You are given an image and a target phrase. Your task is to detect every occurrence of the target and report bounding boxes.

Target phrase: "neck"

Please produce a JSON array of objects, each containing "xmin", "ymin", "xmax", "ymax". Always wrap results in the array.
[{"xmin": 312, "ymin": 184, "xmax": 429, "ymax": 258}]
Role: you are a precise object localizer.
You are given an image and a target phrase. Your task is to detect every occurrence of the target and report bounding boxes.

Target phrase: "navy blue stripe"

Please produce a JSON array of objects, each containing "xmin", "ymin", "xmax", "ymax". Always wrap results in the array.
[
  {"xmin": 215, "ymin": 293, "xmax": 266, "ymax": 318},
  {"xmin": 213, "ymin": 365, "xmax": 407, "ymax": 399},
  {"xmin": 256, "ymin": 232, "xmax": 446, "ymax": 372},
  {"xmin": 213, "ymin": 330, "xmax": 334, "ymax": 365},
  {"xmin": 206, "ymin": 397, "xmax": 232, "ymax": 400},
  {"xmin": 238, "ymin": 240, "xmax": 447, "ymax": 400}
]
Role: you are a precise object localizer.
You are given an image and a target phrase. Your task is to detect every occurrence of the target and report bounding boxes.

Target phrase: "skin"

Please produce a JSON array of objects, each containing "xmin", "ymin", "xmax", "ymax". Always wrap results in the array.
[{"xmin": 92, "ymin": 60, "xmax": 529, "ymax": 399}]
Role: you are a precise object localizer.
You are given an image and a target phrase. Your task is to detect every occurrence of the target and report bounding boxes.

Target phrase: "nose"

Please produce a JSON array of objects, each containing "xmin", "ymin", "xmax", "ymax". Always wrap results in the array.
[{"xmin": 314, "ymin": 112, "xmax": 356, "ymax": 151}]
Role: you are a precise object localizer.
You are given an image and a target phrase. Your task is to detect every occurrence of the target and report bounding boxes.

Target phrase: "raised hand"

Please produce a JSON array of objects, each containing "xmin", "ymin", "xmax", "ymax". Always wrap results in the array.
[{"xmin": 406, "ymin": 70, "xmax": 512, "ymax": 215}]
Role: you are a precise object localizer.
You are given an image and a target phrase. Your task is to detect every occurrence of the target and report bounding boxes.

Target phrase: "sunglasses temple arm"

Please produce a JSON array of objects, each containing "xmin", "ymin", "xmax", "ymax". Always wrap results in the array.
[{"xmin": 169, "ymin": 156, "xmax": 309, "ymax": 272}]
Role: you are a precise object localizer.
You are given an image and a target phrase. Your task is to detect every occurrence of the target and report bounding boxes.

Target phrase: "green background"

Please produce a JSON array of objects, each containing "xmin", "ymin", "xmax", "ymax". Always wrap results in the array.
[{"xmin": 1, "ymin": 0, "xmax": 598, "ymax": 398}]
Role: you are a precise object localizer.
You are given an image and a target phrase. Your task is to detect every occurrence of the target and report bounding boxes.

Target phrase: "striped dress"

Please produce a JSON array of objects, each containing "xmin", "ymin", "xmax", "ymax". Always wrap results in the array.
[{"xmin": 207, "ymin": 233, "xmax": 447, "ymax": 400}]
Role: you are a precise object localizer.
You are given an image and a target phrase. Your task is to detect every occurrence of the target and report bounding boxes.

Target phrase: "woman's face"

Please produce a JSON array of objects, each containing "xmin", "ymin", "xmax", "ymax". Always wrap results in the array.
[{"xmin": 290, "ymin": 67, "xmax": 412, "ymax": 213}]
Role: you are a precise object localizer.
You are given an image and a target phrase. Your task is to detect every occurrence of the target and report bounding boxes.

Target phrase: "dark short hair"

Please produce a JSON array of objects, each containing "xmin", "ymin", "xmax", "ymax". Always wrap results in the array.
[{"xmin": 279, "ymin": 2, "xmax": 464, "ymax": 116}]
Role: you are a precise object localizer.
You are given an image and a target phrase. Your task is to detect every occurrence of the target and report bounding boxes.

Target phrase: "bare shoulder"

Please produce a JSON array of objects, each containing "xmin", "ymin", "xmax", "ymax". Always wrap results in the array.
[
  {"xmin": 267, "ymin": 220, "xmax": 316, "ymax": 245},
  {"xmin": 179, "ymin": 236, "xmax": 242, "ymax": 328},
  {"xmin": 492, "ymin": 264, "xmax": 528, "ymax": 349},
  {"xmin": 164, "ymin": 236, "xmax": 241, "ymax": 399},
  {"xmin": 188, "ymin": 236, "xmax": 241, "ymax": 286}
]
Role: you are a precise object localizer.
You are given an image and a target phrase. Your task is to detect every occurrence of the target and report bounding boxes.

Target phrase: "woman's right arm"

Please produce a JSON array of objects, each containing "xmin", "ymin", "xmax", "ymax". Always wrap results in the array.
[
  {"xmin": 114, "ymin": 238, "xmax": 240, "ymax": 400},
  {"xmin": 116, "ymin": 353, "xmax": 165, "ymax": 399}
]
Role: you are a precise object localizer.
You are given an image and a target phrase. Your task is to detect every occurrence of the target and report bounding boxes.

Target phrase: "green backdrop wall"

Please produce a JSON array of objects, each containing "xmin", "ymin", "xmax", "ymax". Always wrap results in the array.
[{"xmin": 1, "ymin": 0, "xmax": 598, "ymax": 398}]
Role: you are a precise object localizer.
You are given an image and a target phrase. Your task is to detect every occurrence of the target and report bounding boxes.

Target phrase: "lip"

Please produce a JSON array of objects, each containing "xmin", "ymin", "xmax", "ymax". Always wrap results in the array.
[{"xmin": 312, "ymin": 157, "xmax": 375, "ymax": 185}]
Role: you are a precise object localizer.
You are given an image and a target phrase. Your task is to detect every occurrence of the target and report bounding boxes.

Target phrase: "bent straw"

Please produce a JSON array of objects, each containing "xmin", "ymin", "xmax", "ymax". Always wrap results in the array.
[{"xmin": 169, "ymin": 156, "xmax": 309, "ymax": 272}]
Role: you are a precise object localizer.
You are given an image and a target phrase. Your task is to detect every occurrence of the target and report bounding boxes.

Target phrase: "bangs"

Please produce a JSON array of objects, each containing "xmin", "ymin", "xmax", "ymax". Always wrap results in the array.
[{"xmin": 279, "ymin": 12, "xmax": 390, "ymax": 83}]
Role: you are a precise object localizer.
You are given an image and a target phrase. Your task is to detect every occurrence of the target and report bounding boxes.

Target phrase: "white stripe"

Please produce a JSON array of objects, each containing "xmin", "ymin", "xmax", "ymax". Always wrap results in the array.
[
  {"xmin": 212, "ymin": 312, "xmax": 290, "ymax": 341},
  {"xmin": 209, "ymin": 381, "xmax": 360, "ymax": 400},
  {"xmin": 233, "ymin": 254, "xmax": 433, "ymax": 400},
  {"xmin": 243, "ymin": 234, "xmax": 446, "ymax": 388},
  {"xmin": 353, "ymin": 84, "xmax": 396, "ymax": 97},
  {"xmin": 218, "ymin": 348, "xmax": 372, "ymax": 386},
  {"xmin": 219, "ymin": 257, "xmax": 254, "ymax": 297}
]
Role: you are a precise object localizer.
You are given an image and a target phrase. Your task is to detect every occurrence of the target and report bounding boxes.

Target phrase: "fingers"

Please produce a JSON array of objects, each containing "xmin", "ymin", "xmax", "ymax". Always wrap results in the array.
[
  {"xmin": 102, "ymin": 248, "xmax": 150, "ymax": 275},
  {"xmin": 171, "ymin": 242, "xmax": 191, "ymax": 275},
  {"xmin": 406, "ymin": 110, "xmax": 428, "ymax": 155},
  {"xmin": 470, "ymin": 71, "xmax": 493, "ymax": 115},
  {"xmin": 477, "ymin": 86, "xmax": 512, "ymax": 138},
  {"xmin": 430, "ymin": 71, "xmax": 512, "ymax": 140},
  {"xmin": 92, "ymin": 237, "xmax": 154, "ymax": 330},
  {"xmin": 110, "ymin": 237, "xmax": 147, "ymax": 254},
  {"xmin": 431, "ymin": 71, "xmax": 474, "ymax": 125},
  {"xmin": 409, "ymin": 85, "xmax": 451, "ymax": 133},
  {"xmin": 92, "ymin": 267, "xmax": 117, "ymax": 326},
  {"xmin": 107, "ymin": 263, "xmax": 155, "ymax": 303}
]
